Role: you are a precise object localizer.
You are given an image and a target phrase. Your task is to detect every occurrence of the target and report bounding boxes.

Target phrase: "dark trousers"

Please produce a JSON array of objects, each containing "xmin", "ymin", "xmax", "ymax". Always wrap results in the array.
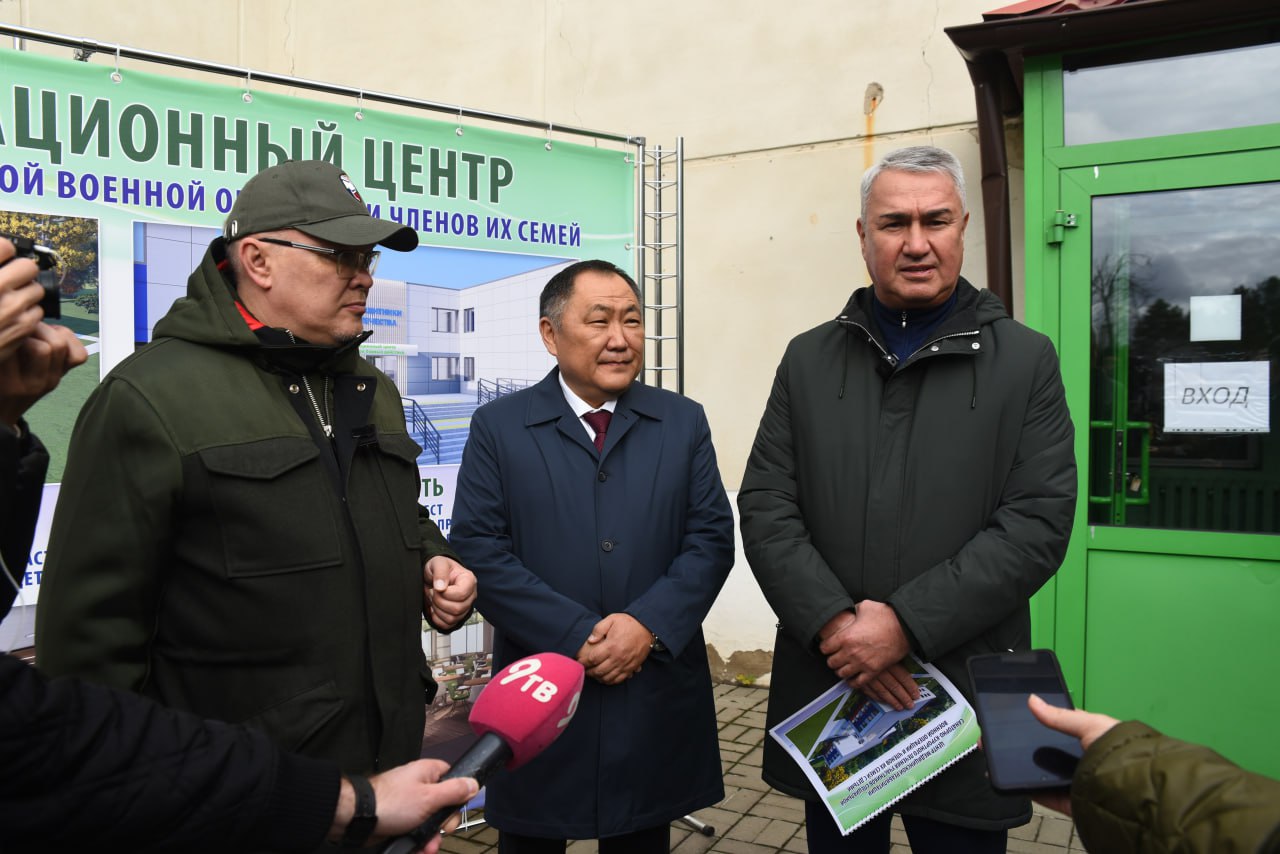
[
  {"xmin": 804, "ymin": 801, "xmax": 1007, "ymax": 854},
  {"xmin": 498, "ymin": 825, "xmax": 671, "ymax": 854}
]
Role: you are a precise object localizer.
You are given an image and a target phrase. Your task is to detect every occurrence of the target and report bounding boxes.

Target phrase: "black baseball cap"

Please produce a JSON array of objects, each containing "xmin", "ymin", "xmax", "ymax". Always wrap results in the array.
[{"xmin": 223, "ymin": 160, "xmax": 418, "ymax": 251}]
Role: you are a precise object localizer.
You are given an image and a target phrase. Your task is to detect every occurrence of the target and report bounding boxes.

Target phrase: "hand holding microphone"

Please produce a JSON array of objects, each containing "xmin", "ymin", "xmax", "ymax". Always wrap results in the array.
[{"xmin": 379, "ymin": 652, "xmax": 586, "ymax": 854}]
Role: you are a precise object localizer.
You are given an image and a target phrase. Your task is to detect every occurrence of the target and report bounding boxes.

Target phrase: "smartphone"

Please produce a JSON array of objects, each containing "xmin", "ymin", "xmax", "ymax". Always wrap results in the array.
[{"xmin": 966, "ymin": 649, "xmax": 1083, "ymax": 793}]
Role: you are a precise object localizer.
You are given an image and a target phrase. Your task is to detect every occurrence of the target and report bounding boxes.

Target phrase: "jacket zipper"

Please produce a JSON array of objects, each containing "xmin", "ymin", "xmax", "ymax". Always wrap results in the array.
[
  {"xmin": 285, "ymin": 331, "xmax": 334, "ymax": 438},
  {"xmin": 904, "ymin": 328, "xmax": 981, "ymax": 363},
  {"xmin": 839, "ymin": 318, "xmax": 899, "ymax": 371}
]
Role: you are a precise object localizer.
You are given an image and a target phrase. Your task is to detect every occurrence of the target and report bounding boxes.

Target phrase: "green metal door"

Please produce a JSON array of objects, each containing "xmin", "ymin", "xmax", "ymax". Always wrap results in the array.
[{"xmin": 1057, "ymin": 153, "xmax": 1280, "ymax": 776}]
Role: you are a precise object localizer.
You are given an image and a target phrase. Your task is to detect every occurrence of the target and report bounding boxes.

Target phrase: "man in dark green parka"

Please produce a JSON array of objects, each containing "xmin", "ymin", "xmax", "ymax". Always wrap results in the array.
[
  {"xmin": 739, "ymin": 146, "xmax": 1076, "ymax": 854},
  {"xmin": 36, "ymin": 162, "xmax": 477, "ymax": 847}
]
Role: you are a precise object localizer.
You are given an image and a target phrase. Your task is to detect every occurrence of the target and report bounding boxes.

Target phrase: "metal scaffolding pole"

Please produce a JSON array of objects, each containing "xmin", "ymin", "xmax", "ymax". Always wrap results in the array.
[{"xmin": 641, "ymin": 138, "xmax": 683, "ymax": 394}]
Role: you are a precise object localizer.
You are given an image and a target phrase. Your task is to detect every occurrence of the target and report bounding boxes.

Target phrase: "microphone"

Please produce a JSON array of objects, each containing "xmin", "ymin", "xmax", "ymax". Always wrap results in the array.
[{"xmin": 379, "ymin": 652, "xmax": 585, "ymax": 854}]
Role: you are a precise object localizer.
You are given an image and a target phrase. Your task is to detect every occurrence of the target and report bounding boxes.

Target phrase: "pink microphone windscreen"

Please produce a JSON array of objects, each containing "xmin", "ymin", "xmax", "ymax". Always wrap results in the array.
[{"xmin": 469, "ymin": 652, "xmax": 586, "ymax": 769}]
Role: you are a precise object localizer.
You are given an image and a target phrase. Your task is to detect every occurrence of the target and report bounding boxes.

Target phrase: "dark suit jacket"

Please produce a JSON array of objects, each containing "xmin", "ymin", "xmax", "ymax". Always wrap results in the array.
[{"xmin": 451, "ymin": 369, "xmax": 734, "ymax": 838}]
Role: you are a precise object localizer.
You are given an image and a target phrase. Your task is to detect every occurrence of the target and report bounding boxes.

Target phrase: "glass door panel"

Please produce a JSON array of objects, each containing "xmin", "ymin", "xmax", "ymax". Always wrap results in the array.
[{"xmin": 1086, "ymin": 182, "xmax": 1280, "ymax": 534}]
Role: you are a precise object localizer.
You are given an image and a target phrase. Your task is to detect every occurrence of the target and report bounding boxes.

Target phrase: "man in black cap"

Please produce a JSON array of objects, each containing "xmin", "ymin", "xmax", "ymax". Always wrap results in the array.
[
  {"xmin": 0, "ymin": 236, "xmax": 477, "ymax": 853},
  {"xmin": 36, "ymin": 162, "xmax": 477, "ymax": 837}
]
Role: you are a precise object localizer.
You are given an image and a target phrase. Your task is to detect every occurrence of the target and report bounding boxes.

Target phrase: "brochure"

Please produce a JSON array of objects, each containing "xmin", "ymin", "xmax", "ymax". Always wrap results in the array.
[{"xmin": 768, "ymin": 655, "xmax": 979, "ymax": 834}]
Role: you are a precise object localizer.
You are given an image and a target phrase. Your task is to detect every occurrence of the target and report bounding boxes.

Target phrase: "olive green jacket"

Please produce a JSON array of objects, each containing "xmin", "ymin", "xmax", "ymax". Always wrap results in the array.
[
  {"xmin": 1073, "ymin": 721, "xmax": 1280, "ymax": 853},
  {"xmin": 740, "ymin": 280, "xmax": 1077, "ymax": 829},
  {"xmin": 37, "ymin": 238, "xmax": 455, "ymax": 775}
]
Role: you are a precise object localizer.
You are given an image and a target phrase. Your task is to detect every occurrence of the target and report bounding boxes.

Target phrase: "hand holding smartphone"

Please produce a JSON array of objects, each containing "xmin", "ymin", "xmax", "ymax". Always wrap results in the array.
[
  {"xmin": 966, "ymin": 649, "xmax": 1083, "ymax": 793},
  {"xmin": 0, "ymin": 233, "xmax": 63, "ymax": 320}
]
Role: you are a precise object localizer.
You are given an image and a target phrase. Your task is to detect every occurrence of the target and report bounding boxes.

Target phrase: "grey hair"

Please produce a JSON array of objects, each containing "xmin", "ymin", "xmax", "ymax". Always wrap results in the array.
[{"xmin": 860, "ymin": 146, "xmax": 966, "ymax": 217}]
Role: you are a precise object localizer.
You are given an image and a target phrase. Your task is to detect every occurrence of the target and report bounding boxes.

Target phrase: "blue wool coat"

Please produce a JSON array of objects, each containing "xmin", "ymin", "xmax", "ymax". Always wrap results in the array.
[{"xmin": 450, "ymin": 369, "xmax": 734, "ymax": 839}]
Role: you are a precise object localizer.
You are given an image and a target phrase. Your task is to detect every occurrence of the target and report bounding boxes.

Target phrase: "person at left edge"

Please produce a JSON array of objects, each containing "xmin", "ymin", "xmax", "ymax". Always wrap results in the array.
[{"xmin": 35, "ymin": 160, "xmax": 478, "ymax": 793}]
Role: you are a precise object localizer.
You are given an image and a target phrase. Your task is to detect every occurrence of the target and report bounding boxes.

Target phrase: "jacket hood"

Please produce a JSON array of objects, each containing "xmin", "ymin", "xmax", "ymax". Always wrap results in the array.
[
  {"xmin": 833, "ymin": 277, "xmax": 1009, "ymax": 401},
  {"xmin": 151, "ymin": 237, "xmax": 369, "ymax": 374}
]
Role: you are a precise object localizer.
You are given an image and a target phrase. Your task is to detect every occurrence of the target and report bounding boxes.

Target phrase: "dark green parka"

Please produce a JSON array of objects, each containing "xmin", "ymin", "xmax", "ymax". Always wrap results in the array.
[
  {"xmin": 739, "ymin": 280, "xmax": 1077, "ymax": 828},
  {"xmin": 1072, "ymin": 721, "xmax": 1280, "ymax": 853},
  {"xmin": 37, "ymin": 238, "xmax": 455, "ymax": 775}
]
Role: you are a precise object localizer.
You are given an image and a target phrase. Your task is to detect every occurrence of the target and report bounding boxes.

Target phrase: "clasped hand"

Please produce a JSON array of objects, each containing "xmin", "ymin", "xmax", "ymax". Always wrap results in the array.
[
  {"xmin": 576, "ymin": 612, "xmax": 651, "ymax": 685},
  {"xmin": 817, "ymin": 600, "xmax": 917, "ymax": 710}
]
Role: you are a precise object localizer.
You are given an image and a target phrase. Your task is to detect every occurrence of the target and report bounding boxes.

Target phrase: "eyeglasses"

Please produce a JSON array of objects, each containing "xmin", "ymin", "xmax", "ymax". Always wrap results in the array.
[{"xmin": 256, "ymin": 237, "xmax": 380, "ymax": 278}]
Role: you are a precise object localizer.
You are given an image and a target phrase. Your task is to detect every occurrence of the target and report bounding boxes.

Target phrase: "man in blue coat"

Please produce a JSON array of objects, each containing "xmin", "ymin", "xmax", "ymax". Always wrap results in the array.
[{"xmin": 451, "ymin": 259, "xmax": 734, "ymax": 854}]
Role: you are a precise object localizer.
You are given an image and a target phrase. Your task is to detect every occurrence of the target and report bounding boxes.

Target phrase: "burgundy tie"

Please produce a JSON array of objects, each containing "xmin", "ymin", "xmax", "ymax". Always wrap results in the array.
[{"xmin": 582, "ymin": 410, "xmax": 612, "ymax": 452}]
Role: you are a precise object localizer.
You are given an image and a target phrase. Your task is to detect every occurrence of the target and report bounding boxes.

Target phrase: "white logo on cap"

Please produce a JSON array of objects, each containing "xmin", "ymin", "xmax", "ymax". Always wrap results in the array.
[{"xmin": 339, "ymin": 172, "xmax": 364, "ymax": 203}]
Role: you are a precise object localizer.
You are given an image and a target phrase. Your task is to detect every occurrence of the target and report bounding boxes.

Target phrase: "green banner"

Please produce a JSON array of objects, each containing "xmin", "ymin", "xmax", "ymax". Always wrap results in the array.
[
  {"xmin": 0, "ymin": 47, "xmax": 637, "ymax": 620},
  {"xmin": 0, "ymin": 49, "xmax": 634, "ymax": 259}
]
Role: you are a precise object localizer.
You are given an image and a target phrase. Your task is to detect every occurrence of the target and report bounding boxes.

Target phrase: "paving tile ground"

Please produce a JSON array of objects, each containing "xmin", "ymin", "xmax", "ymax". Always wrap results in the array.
[{"xmin": 441, "ymin": 683, "xmax": 1088, "ymax": 854}]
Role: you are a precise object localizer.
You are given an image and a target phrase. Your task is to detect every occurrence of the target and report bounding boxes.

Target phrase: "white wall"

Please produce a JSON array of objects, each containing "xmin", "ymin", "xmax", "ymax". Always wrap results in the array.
[
  {"xmin": 457, "ymin": 262, "xmax": 568, "ymax": 389},
  {"xmin": 141, "ymin": 224, "xmax": 213, "ymax": 340},
  {"xmin": 3, "ymin": 0, "xmax": 1020, "ymax": 674}
]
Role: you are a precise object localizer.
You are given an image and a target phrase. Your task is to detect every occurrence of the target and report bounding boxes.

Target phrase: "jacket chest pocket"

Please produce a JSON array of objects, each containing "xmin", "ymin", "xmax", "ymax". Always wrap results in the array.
[
  {"xmin": 196, "ymin": 439, "xmax": 344, "ymax": 577},
  {"xmin": 358, "ymin": 431, "xmax": 428, "ymax": 552}
]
